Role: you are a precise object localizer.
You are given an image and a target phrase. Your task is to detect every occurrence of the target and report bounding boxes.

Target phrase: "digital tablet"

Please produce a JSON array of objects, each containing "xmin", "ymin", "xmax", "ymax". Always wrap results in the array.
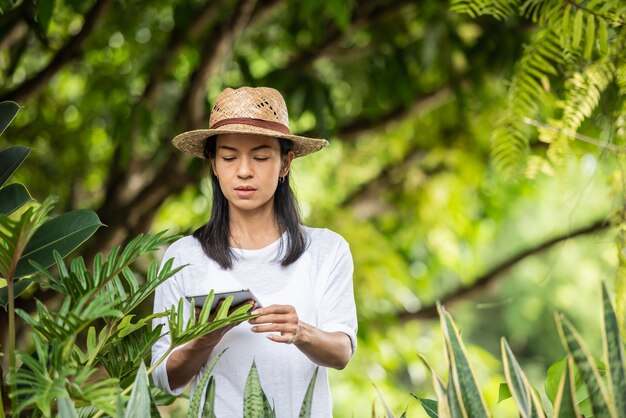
[{"xmin": 186, "ymin": 289, "xmax": 262, "ymax": 313}]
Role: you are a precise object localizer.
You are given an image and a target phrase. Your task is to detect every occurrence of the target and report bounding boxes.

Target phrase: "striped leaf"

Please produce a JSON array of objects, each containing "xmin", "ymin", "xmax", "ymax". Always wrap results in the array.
[
  {"xmin": 201, "ymin": 377, "xmax": 217, "ymax": 418},
  {"xmin": 439, "ymin": 304, "xmax": 490, "ymax": 418},
  {"xmin": 601, "ymin": 284, "xmax": 626, "ymax": 417},
  {"xmin": 298, "ymin": 367, "xmax": 319, "ymax": 418},
  {"xmin": 446, "ymin": 361, "xmax": 467, "ymax": 418},
  {"xmin": 417, "ymin": 398, "xmax": 439, "ymax": 418},
  {"xmin": 552, "ymin": 356, "xmax": 582, "ymax": 418},
  {"xmin": 418, "ymin": 354, "xmax": 451, "ymax": 418},
  {"xmin": 243, "ymin": 360, "xmax": 274, "ymax": 418},
  {"xmin": 188, "ymin": 349, "xmax": 226, "ymax": 418},
  {"xmin": 501, "ymin": 338, "xmax": 545, "ymax": 418},
  {"xmin": 556, "ymin": 312, "xmax": 617, "ymax": 418}
]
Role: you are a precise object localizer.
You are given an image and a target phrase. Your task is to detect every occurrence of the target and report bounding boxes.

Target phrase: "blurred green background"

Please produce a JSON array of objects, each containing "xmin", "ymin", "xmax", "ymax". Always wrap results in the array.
[{"xmin": 1, "ymin": 0, "xmax": 623, "ymax": 416}]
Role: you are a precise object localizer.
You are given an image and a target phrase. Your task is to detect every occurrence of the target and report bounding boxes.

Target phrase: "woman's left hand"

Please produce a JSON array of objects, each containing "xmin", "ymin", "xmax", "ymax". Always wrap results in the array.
[{"xmin": 248, "ymin": 304, "xmax": 303, "ymax": 344}]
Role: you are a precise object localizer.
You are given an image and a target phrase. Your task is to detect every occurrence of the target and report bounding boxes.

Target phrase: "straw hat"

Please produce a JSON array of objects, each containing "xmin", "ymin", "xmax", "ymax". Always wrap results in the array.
[{"xmin": 172, "ymin": 87, "xmax": 328, "ymax": 159}]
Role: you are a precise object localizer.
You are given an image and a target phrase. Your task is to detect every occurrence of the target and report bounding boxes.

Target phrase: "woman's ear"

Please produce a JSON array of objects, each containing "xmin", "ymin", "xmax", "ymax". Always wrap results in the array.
[
  {"xmin": 210, "ymin": 157, "xmax": 218, "ymax": 177},
  {"xmin": 280, "ymin": 151, "xmax": 295, "ymax": 177}
]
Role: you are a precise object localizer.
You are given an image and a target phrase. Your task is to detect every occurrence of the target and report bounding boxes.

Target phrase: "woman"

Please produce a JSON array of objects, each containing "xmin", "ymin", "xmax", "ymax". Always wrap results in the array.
[{"xmin": 151, "ymin": 86, "xmax": 358, "ymax": 417}]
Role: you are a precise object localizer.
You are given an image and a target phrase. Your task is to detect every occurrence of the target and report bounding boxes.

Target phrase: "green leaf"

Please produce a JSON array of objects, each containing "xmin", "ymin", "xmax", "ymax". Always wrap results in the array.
[
  {"xmin": 0, "ymin": 279, "xmax": 32, "ymax": 309},
  {"xmin": 57, "ymin": 394, "xmax": 79, "ymax": 418},
  {"xmin": 201, "ymin": 376, "xmax": 217, "ymax": 418},
  {"xmin": 125, "ymin": 362, "xmax": 150, "ymax": 418},
  {"xmin": 298, "ymin": 367, "xmax": 319, "ymax": 418},
  {"xmin": 545, "ymin": 358, "xmax": 567, "ymax": 403},
  {"xmin": 601, "ymin": 284, "xmax": 626, "ymax": 415},
  {"xmin": 583, "ymin": 14, "xmax": 595, "ymax": 60},
  {"xmin": 0, "ymin": 183, "xmax": 32, "ymax": 215},
  {"xmin": 243, "ymin": 360, "xmax": 274, "ymax": 418},
  {"xmin": 188, "ymin": 349, "xmax": 227, "ymax": 418},
  {"xmin": 439, "ymin": 304, "xmax": 490, "ymax": 418},
  {"xmin": 417, "ymin": 398, "xmax": 439, "ymax": 418},
  {"xmin": 373, "ymin": 384, "xmax": 395, "ymax": 418},
  {"xmin": 418, "ymin": 354, "xmax": 450, "ymax": 417},
  {"xmin": 0, "ymin": 101, "xmax": 20, "ymax": 137},
  {"xmin": 0, "ymin": 145, "xmax": 30, "ymax": 187},
  {"xmin": 37, "ymin": 0, "xmax": 55, "ymax": 35},
  {"xmin": 597, "ymin": 19, "xmax": 608, "ymax": 54},
  {"xmin": 497, "ymin": 383, "xmax": 511, "ymax": 403},
  {"xmin": 501, "ymin": 338, "xmax": 545, "ymax": 418},
  {"xmin": 572, "ymin": 9, "xmax": 583, "ymax": 49},
  {"xmin": 557, "ymin": 312, "xmax": 616, "ymax": 418},
  {"xmin": 553, "ymin": 357, "xmax": 581, "ymax": 418},
  {"xmin": 15, "ymin": 209, "xmax": 103, "ymax": 278}
]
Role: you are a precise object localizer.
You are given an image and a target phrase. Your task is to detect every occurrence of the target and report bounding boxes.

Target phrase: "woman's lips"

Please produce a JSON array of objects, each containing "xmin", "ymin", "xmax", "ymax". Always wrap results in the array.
[{"xmin": 235, "ymin": 187, "xmax": 256, "ymax": 198}]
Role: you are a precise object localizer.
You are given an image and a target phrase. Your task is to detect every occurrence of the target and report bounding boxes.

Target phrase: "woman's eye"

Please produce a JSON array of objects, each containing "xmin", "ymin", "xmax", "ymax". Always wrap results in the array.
[
  {"xmin": 222, "ymin": 157, "xmax": 236, "ymax": 162},
  {"xmin": 254, "ymin": 157, "xmax": 269, "ymax": 161}
]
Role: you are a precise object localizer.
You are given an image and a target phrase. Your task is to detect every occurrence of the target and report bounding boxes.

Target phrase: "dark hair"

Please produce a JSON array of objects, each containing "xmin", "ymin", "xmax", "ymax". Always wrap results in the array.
[{"xmin": 192, "ymin": 136, "xmax": 307, "ymax": 269}]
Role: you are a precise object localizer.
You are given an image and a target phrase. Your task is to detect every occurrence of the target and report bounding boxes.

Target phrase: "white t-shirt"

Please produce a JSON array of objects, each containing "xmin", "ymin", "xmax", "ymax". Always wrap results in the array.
[{"xmin": 151, "ymin": 226, "xmax": 357, "ymax": 418}]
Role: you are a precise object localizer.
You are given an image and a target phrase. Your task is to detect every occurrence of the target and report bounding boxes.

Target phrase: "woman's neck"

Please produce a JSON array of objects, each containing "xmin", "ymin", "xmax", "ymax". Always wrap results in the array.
[{"xmin": 228, "ymin": 204, "xmax": 282, "ymax": 250}]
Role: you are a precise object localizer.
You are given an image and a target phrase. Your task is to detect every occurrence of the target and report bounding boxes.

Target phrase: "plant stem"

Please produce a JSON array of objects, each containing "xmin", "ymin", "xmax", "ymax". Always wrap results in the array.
[{"xmin": 7, "ymin": 277, "xmax": 16, "ymax": 418}]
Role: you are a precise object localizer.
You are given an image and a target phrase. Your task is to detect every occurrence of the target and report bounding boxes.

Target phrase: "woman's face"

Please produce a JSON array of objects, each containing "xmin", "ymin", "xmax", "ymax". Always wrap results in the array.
[{"xmin": 212, "ymin": 133, "xmax": 293, "ymax": 214}]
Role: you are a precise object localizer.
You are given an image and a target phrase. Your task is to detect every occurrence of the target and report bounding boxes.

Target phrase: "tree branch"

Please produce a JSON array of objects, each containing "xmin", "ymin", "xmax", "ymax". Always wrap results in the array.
[
  {"xmin": 397, "ymin": 217, "xmax": 613, "ymax": 321},
  {"xmin": 0, "ymin": 0, "xmax": 114, "ymax": 103}
]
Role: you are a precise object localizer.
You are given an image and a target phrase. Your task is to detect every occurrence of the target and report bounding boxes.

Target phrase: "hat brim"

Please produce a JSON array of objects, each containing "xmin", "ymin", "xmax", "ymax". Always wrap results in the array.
[{"xmin": 172, "ymin": 124, "xmax": 328, "ymax": 159}]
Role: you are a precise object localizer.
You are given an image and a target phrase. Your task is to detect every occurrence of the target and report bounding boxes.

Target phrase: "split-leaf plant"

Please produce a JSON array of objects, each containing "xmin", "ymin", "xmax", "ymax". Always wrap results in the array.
[{"xmin": 0, "ymin": 100, "xmax": 254, "ymax": 417}]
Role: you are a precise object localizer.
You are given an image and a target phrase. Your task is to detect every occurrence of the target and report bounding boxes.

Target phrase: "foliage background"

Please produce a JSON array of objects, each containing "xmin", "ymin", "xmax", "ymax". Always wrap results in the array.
[{"xmin": 1, "ymin": 0, "xmax": 623, "ymax": 416}]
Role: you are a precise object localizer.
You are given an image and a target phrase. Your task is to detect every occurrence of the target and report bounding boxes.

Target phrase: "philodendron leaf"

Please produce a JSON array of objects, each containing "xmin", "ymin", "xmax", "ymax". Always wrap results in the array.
[
  {"xmin": 188, "ymin": 349, "xmax": 227, "ymax": 418},
  {"xmin": 601, "ymin": 283, "xmax": 626, "ymax": 416},
  {"xmin": 0, "ymin": 101, "xmax": 20, "ymax": 136},
  {"xmin": 0, "ymin": 183, "xmax": 32, "ymax": 215},
  {"xmin": 124, "ymin": 362, "xmax": 150, "ymax": 418},
  {"xmin": 0, "ymin": 145, "xmax": 29, "ymax": 187},
  {"xmin": 552, "ymin": 357, "xmax": 581, "ymax": 418},
  {"xmin": 243, "ymin": 360, "xmax": 274, "ymax": 418},
  {"xmin": 298, "ymin": 367, "xmax": 319, "ymax": 418},
  {"xmin": 556, "ymin": 312, "xmax": 616, "ymax": 418},
  {"xmin": 497, "ymin": 383, "xmax": 511, "ymax": 403},
  {"xmin": 501, "ymin": 338, "xmax": 545, "ymax": 418},
  {"xmin": 439, "ymin": 303, "xmax": 490, "ymax": 418},
  {"xmin": 15, "ymin": 209, "xmax": 103, "ymax": 278}
]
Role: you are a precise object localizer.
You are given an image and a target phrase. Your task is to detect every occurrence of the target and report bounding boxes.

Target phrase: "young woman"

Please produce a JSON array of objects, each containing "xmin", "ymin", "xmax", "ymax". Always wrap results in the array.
[{"xmin": 151, "ymin": 87, "xmax": 358, "ymax": 417}]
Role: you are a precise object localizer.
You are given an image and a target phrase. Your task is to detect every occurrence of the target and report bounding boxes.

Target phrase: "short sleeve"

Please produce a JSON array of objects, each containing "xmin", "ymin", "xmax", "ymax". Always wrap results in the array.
[
  {"xmin": 318, "ymin": 238, "xmax": 358, "ymax": 356},
  {"xmin": 151, "ymin": 245, "xmax": 189, "ymax": 395}
]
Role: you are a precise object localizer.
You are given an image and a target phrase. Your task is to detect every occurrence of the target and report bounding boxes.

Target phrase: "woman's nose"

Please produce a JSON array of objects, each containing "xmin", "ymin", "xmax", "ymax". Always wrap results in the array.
[{"xmin": 237, "ymin": 158, "xmax": 253, "ymax": 177}]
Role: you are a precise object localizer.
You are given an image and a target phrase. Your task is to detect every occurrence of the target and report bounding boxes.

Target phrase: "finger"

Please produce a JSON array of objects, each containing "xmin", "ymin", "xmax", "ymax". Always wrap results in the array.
[
  {"xmin": 251, "ymin": 304, "xmax": 294, "ymax": 316},
  {"xmin": 266, "ymin": 334, "xmax": 295, "ymax": 344},
  {"xmin": 248, "ymin": 313, "xmax": 296, "ymax": 325},
  {"xmin": 251, "ymin": 324, "xmax": 297, "ymax": 334}
]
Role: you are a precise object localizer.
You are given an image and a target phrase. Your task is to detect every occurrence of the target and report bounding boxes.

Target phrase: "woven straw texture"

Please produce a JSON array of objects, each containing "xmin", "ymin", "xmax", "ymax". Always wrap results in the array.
[{"xmin": 172, "ymin": 87, "xmax": 328, "ymax": 158}]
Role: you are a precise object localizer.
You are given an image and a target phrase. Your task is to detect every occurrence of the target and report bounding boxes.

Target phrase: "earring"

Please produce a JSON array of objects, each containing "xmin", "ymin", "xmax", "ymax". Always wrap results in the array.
[{"xmin": 279, "ymin": 176, "xmax": 285, "ymax": 183}]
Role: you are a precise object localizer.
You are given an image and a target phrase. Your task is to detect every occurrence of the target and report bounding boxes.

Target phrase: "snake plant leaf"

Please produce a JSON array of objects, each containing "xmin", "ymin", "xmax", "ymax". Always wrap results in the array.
[
  {"xmin": 0, "ymin": 145, "xmax": 29, "ymax": 187},
  {"xmin": 447, "ymin": 361, "xmax": 467, "ymax": 418},
  {"xmin": 15, "ymin": 209, "xmax": 103, "ymax": 278},
  {"xmin": 373, "ymin": 384, "xmax": 396, "ymax": 418},
  {"xmin": 601, "ymin": 283, "xmax": 626, "ymax": 416},
  {"xmin": 552, "ymin": 356, "xmax": 582, "ymax": 418},
  {"xmin": 416, "ymin": 398, "xmax": 439, "ymax": 418},
  {"xmin": 556, "ymin": 312, "xmax": 616, "ymax": 418},
  {"xmin": 125, "ymin": 362, "xmax": 151, "ymax": 418},
  {"xmin": 418, "ymin": 354, "xmax": 450, "ymax": 417},
  {"xmin": 0, "ymin": 183, "xmax": 32, "ymax": 215},
  {"xmin": 439, "ymin": 303, "xmax": 490, "ymax": 418},
  {"xmin": 201, "ymin": 376, "xmax": 217, "ymax": 418},
  {"xmin": 57, "ymin": 394, "xmax": 79, "ymax": 418},
  {"xmin": 188, "ymin": 349, "xmax": 227, "ymax": 418},
  {"xmin": 243, "ymin": 360, "xmax": 274, "ymax": 418},
  {"xmin": 501, "ymin": 338, "xmax": 546, "ymax": 418},
  {"xmin": 298, "ymin": 367, "xmax": 319, "ymax": 418}
]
